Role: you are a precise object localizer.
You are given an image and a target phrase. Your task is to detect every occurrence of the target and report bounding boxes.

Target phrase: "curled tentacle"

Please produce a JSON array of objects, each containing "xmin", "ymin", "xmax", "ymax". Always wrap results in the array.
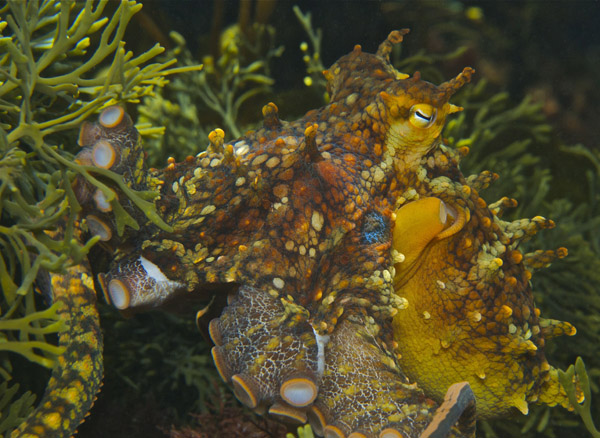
[
  {"xmin": 73, "ymin": 105, "xmax": 151, "ymax": 244},
  {"xmin": 75, "ymin": 106, "xmax": 142, "ymax": 177},
  {"xmin": 12, "ymin": 261, "xmax": 102, "ymax": 438},
  {"xmin": 210, "ymin": 286, "xmax": 473, "ymax": 438},
  {"xmin": 310, "ymin": 318, "xmax": 473, "ymax": 438},
  {"xmin": 311, "ymin": 318, "xmax": 430, "ymax": 438},
  {"xmin": 209, "ymin": 286, "xmax": 319, "ymax": 418},
  {"xmin": 98, "ymin": 256, "xmax": 184, "ymax": 309},
  {"xmin": 420, "ymin": 382, "xmax": 476, "ymax": 438}
]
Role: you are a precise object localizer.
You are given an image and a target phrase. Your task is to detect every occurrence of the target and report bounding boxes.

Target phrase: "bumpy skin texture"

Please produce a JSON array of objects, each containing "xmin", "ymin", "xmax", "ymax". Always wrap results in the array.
[
  {"xmin": 17, "ymin": 30, "xmax": 576, "ymax": 438},
  {"xmin": 12, "ymin": 257, "xmax": 102, "ymax": 438},
  {"xmin": 390, "ymin": 157, "xmax": 575, "ymax": 418}
]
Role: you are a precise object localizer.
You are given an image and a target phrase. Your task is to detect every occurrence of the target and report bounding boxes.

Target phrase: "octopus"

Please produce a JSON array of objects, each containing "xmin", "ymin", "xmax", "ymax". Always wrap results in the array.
[{"xmin": 14, "ymin": 30, "xmax": 577, "ymax": 438}]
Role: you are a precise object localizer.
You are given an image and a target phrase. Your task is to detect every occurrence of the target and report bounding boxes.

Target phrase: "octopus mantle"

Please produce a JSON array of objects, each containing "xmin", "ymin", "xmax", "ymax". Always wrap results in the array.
[{"xmin": 15, "ymin": 30, "xmax": 575, "ymax": 438}]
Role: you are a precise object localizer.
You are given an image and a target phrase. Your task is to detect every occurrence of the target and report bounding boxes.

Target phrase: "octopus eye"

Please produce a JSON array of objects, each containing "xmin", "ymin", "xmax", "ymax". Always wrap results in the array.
[{"xmin": 409, "ymin": 104, "xmax": 436, "ymax": 128}]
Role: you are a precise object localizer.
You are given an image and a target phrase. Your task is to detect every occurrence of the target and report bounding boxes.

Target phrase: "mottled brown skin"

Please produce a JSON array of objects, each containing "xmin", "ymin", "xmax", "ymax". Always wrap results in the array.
[
  {"xmin": 100, "ymin": 31, "xmax": 471, "ymax": 348},
  {"xmin": 16, "ymin": 30, "xmax": 575, "ymax": 438},
  {"xmin": 88, "ymin": 30, "xmax": 475, "ymax": 438}
]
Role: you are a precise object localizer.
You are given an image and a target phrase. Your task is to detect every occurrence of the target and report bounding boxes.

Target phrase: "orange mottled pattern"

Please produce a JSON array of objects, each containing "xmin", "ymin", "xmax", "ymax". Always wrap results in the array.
[{"xmin": 18, "ymin": 30, "xmax": 576, "ymax": 438}]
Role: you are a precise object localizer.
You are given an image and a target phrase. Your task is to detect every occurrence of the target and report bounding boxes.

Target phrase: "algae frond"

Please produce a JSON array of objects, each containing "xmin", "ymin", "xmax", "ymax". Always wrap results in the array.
[
  {"xmin": 559, "ymin": 357, "xmax": 600, "ymax": 438},
  {"xmin": 293, "ymin": 6, "xmax": 326, "ymax": 97},
  {"xmin": 0, "ymin": 2, "xmax": 595, "ymax": 437},
  {"xmin": 138, "ymin": 23, "xmax": 282, "ymax": 165},
  {"xmin": 0, "ymin": 0, "xmax": 200, "ymax": 433},
  {"xmin": 287, "ymin": 424, "xmax": 315, "ymax": 438}
]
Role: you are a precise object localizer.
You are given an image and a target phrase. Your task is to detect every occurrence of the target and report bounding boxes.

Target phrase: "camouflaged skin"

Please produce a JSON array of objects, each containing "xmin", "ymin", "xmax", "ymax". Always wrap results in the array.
[
  {"xmin": 84, "ymin": 30, "xmax": 477, "ymax": 438},
  {"xmin": 12, "ymin": 258, "xmax": 102, "ymax": 438},
  {"xmin": 18, "ymin": 29, "xmax": 576, "ymax": 438},
  {"xmin": 390, "ymin": 143, "xmax": 575, "ymax": 419}
]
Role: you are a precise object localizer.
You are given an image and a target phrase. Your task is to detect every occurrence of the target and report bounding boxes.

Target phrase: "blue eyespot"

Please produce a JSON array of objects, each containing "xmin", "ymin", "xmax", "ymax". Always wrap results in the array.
[{"xmin": 361, "ymin": 211, "xmax": 389, "ymax": 244}]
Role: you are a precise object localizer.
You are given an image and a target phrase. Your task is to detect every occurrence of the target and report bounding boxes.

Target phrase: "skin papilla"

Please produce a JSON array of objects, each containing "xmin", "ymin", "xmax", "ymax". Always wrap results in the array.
[{"xmin": 17, "ymin": 30, "xmax": 576, "ymax": 438}]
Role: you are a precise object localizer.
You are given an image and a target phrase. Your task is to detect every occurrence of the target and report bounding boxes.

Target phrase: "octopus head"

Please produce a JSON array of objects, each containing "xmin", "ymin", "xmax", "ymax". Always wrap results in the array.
[{"xmin": 380, "ymin": 67, "xmax": 474, "ymax": 170}]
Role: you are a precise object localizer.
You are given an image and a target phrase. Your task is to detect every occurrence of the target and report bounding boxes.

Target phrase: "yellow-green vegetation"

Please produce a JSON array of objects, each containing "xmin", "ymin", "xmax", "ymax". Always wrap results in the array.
[
  {"xmin": 0, "ymin": 1, "xmax": 597, "ymax": 437},
  {"xmin": 287, "ymin": 424, "xmax": 314, "ymax": 438},
  {"xmin": 559, "ymin": 358, "xmax": 600, "ymax": 438},
  {"xmin": 0, "ymin": 0, "xmax": 199, "ymax": 434},
  {"xmin": 138, "ymin": 24, "xmax": 282, "ymax": 165},
  {"xmin": 0, "ymin": 381, "xmax": 35, "ymax": 435},
  {"xmin": 293, "ymin": 6, "xmax": 326, "ymax": 96}
]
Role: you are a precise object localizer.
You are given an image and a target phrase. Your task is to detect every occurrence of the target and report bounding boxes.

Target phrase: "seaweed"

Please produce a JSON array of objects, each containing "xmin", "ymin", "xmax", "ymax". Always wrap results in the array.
[
  {"xmin": 0, "ymin": 381, "xmax": 36, "ymax": 436},
  {"xmin": 286, "ymin": 425, "xmax": 314, "ymax": 438},
  {"xmin": 196, "ymin": 22, "xmax": 282, "ymax": 139},
  {"xmin": 559, "ymin": 358, "xmax": 600, "ymax": 438},
  {"xmin": 100, "ymin": 309, "xmax": 226, "ymax": 420},
  {"xmin": 293, "ymin": 6, "xmax": 326, "ymax": 97},
  {"xmin": 1, "ymin": 2, "xmax": 595, "ymax": 437},
  {"xmin": 137, "ymin": 23, "xmax": 282, "ymax": 166},
  {"xmin": 0, "ymin": 0, "xmax": 200, "ymax": 432}
]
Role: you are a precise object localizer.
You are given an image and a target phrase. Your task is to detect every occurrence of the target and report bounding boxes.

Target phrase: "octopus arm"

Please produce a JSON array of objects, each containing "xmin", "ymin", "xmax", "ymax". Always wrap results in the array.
[
  {"xmin": 209, "ymin": 284, "xmax": 475, "ymax": 438},
  {"xmin": 12, "ymin": 260, "xmax": 102, "ymax": 438}
]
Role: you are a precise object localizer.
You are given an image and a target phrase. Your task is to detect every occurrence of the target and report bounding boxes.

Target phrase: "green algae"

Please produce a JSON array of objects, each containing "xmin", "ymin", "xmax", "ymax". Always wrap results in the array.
[
  {"xmin": 137, "ymin": 24, "xmax": 282, "ymax": 166},
  {"xmin": 0, "ymin": 0, "xmax": 199, "ymax": 433},
  {"xmin": 559, "ymin": 358, "xmax": 600, "ymax": 438},
  {"xmin": 287, "ymin": 424, "xmax": 315, "ymax": 438}
]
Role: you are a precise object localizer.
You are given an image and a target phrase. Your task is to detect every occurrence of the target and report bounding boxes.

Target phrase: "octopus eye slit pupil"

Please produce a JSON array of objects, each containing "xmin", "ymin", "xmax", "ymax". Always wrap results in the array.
[{"xmin": 416, "ymin": 110, "xmax": 431, "ymax": 121}]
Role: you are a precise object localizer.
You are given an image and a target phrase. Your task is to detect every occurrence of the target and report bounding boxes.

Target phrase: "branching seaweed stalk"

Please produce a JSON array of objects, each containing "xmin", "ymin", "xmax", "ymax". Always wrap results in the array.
[
  {"xmin": 558, "ymin": 357, "xmax": 600, "ymax": 438},
  {"xmin": 0, "ymin": 0, "xmax": 201, "ymax": 434}
]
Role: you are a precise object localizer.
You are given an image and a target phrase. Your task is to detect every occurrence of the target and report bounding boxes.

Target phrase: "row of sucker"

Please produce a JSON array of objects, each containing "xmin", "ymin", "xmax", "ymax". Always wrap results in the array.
[
  {"xmin": 209, "ymin": 286, "xmax": 320, "ymax": 424},
  {"xmin": 209, "ymin": 287, "xmax": 475, "ymax": 438}
]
